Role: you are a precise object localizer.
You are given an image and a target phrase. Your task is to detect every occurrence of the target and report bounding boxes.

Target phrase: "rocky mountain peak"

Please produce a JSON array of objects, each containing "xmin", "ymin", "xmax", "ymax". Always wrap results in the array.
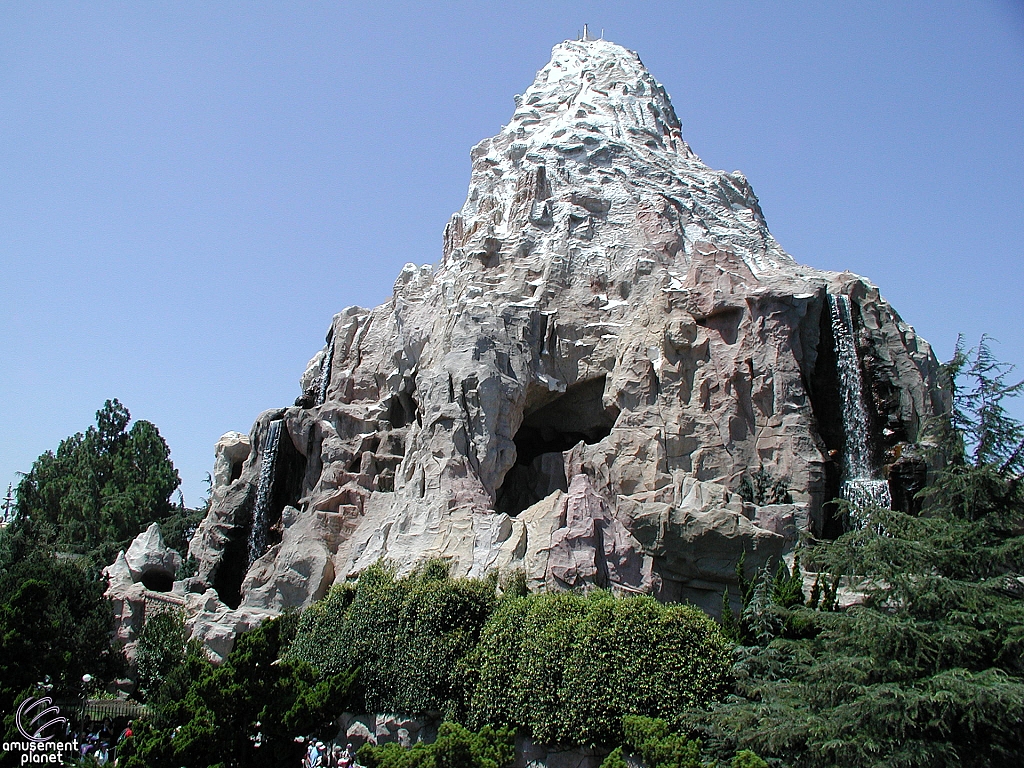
[
  {"xmin": 443, "ymin": 37, "xmax": 796, "ymax": 284},
  {"xmin": 509, "ymin": 38, "xmax": 683, "ymax": 153},
  {"xmin": 170, "ymin": 37, "xmax": 949, "ymax": 659}
]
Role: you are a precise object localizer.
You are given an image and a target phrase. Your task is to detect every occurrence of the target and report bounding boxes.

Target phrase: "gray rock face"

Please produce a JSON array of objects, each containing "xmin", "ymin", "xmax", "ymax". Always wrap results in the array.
[
  {"xmin": 103, "ymin": 526, "xmax": 186, "ymax": 667},
  {"xmin": 212, "ymin": 431, "xmax": 251, "ymax": 489},
  {"xmin": 125, "ymin": 522, "xmax": 182, "ymax": 583},
  {"xmin": 184, "ymin": 38, "xmax": 948, "ymax": 649}
]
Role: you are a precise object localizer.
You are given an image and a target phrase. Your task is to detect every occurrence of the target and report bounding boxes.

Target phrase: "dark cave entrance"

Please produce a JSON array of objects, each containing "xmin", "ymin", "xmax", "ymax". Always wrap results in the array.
[
  {"xmin": 213, "ymin": 508, "xmax": 252, "ymax": 611},
  {"xmin": 140, "ymin": 570, "xmax": 174, "ymax": 593},
  {"xmin": 495, "ymin": 376, "xmax": 616, "ymax": 516},
  {"xmin": 386, "ymin": 389, "xmax": 418, "ymax": 429},
  {"xmin": 213, "ymin": 426, "xmax": 307, "ymax": 610}
]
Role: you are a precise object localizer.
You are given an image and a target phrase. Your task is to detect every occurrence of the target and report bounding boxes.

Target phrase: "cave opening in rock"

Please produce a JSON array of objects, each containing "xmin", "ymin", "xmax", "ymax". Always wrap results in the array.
[
  {"xmin": 386, "ymin": 391, "xmax": 418, "ymax": 429},
  {"xmin": 140, "ymin": 570, "xmax": 174, "ymax": 593},
  {"xmin": 213, "ymin": 524, "xmax": 249, "ymax": 610},
  {"xmin": 495, "ymin": 375, "xmax": 616, "ymax": 516}
]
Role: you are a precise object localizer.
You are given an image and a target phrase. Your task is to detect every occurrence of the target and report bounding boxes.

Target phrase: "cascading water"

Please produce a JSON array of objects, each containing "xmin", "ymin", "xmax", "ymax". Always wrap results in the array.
[
  {"xmin": 248, "ymin": 419, "xmax": 282, "ymax": 566},
  {"xmin": 828, "ymin": 294, "xmax": 891, "ymax": 523},
  {"xmin": 316, "ymin": 337, "xmax": 335, "ymax": 407}
]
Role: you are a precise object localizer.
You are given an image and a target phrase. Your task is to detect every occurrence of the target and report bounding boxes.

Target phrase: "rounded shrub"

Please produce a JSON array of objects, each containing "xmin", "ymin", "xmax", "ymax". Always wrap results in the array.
[{"xmin": 466, "ymin": 590, "xmax": 732, "ymax": 747}]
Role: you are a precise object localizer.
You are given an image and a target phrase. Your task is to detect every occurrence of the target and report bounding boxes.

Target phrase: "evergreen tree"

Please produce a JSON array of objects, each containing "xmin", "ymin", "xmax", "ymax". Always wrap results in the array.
[
  {"xmin": 0, "ymin": 542, "xmax": 117, "ymax": 734},
  {"xmin": 120, "ymin": 615, "xmax": 356, "ymax": 768},
  {"xmin": 13, "ymin": 399, "xmax": 180, "ymax": 561}
]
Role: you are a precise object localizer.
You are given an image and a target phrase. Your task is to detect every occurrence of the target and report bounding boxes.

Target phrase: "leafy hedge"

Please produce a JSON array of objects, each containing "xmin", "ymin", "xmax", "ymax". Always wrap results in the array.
[
  {"xmin": 465, "ymin": 591, "xmax": 732, "ymax": 747},
  {"xmin": 288, "ymin": 561, "xmax": 498, "ymax": 717},
  {"xmin": 358, "ymin": 722, "xmax": 514, "ymax": 768},
  {"xmin": 287, "ymin": 563, "xmax": 732, "ymax": 749}
]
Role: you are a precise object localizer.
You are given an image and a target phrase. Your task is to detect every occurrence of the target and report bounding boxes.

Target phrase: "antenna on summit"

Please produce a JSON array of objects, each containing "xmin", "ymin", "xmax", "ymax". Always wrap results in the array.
[{"xmin": 581, "ymin": 24, "xmax": 592, "ymax": 41}]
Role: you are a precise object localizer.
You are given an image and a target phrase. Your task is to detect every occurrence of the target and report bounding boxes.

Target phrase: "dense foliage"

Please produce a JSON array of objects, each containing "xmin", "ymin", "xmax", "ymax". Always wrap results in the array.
[
  {"xmin": 357, "ymin": 722, "xmax": 515, "ymax": 768},
  {"xmin": 678, "ymin": 338, "xmax": 1024, "ymax": 767},
  {"xmin": 134, "ymin": 607, "xmax": 188, "ymax": 701},
  {"xmin": 0, "ymin": 538, "xmax": 116, "ymax": 736},
  {"xmin": 466, "ymin": 590, "xmax": 732, "ymax": 748},
  {"xmin": 120, "ymin": 615, "xmax": 356, "ymax": 768},
  {"xmin": 287, "ymin": 563, "xmax": 732, "ymax": 754},
  {"xmin": 0, "ymin": 398, "xmax": 188, "ymax": 743},
  {"xmin": 14, "ymin": 399, "xmax": 181, "ymax": 562},
  {"xmin": 288, "ymin": 560, "xmax": 498, "ymax": 717}
]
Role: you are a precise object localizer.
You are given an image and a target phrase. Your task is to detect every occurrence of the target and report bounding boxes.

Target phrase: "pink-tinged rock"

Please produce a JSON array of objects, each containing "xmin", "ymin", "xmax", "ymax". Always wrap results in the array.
[{"xmin": 547, "ymin": 474, "xmax": 652, "ymax": 593}]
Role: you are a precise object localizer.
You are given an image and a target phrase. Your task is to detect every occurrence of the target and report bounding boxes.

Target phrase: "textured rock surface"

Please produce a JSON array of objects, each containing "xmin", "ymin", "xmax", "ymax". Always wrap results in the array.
[
  {"xmin": 125, "ymin": 522, "xmax": 182, "ymax": 582},
  {"xmin": 183, "ymin": 37, "xmax": 948, "ymax": 647},
  {"xmin": 212, "ymin": 431, "xmax": 251, "ymax": 488},
  {"xmin": 103, "ymin": 528, "xmax": 186, "ymax": 667},
  {"xmin": 338, "ymin": 713, "xmax": 437, "ymax": 750}
]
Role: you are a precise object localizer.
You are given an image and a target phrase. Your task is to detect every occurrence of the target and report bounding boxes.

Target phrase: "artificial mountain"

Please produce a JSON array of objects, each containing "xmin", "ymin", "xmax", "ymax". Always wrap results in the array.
[{"xmin": 107, "ymin": 37, "xmax": 948, "ymax": 659}]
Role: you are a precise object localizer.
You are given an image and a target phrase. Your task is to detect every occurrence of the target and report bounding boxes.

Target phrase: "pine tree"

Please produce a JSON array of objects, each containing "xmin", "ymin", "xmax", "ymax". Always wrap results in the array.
[{"xmin": 13, "ymin": 399, "xmax": 180, "ymax": 560}]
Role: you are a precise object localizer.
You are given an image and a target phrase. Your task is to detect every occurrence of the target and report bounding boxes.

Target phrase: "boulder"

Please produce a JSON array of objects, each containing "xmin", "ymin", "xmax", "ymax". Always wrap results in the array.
[
  {"xmin": 125, "ymin": 522, "xmax": 182, "ymax": 583},
  {"xmin": 184, "ymin": 588, "xmax": 274, "ymax": 664},
  {"xmin": 212, "ymin": 431, "xmax": 251, "ymax": 489}
]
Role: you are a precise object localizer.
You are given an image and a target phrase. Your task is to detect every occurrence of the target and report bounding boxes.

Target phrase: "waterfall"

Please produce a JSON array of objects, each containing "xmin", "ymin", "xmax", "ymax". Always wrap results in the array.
[
  {"xmin": 248, "ymin": 419, "xmax": 282, "ymax": 566},
  {"xmin": 316, "ymin": 337, "xmax": 335, "ymax": 407},
  {"xmin": 828, "ymin": 294, "xmax": 891, "ymax": 521}
]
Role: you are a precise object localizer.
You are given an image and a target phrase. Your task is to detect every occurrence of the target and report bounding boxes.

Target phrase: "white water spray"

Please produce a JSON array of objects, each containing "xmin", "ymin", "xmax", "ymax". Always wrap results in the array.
[
  {"xmin": 828, "ymin": 294, "xmax": 891, "ymax": 522},
  {"xmin": 316, "ymin": 338, "xmax": 335, "ymax": 407},
  {"xmin": 248, "ymin": 419, "xmax": 282, "ymax": 565}
]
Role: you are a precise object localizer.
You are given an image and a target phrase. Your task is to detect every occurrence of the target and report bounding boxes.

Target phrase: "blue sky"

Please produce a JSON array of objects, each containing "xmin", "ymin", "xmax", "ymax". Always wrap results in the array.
[{"xmin": 2, "ymin": 1, "xmax": 1023, "ymax": 508}]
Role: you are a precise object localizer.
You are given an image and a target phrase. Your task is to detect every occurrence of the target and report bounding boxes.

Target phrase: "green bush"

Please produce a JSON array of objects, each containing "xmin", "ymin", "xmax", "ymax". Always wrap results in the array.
[
  {"xmin": 288, "ymin": 560, "xmax": 498, "ymax": 716},
  {"xmin": 0, "ymin": 544, "xmax": 117, "ymax": 725},
  {"xmin": 120, "ymin": 615, "xmax": 354, "ymax": 768},
  {"xmin": 599, "ymin": 718, "xmax": 768, "ymax": 768},
  {"xmin": 731, "ymin": 750, "xmax": 768, "ymax": 768},
  {"xmin": 466, "ymin": 591, "xmax": 731, "ymax": 747},
  {"xmin": 737, "ymin": 465, "xmax": 792, "ymax": 506},
  {"xmin": 357, "ymin": 722, "xmax": 514, "ymax": 768},
  {"xmin": 622, "ymin": 715, "xmax": 701, "ymax": 768},
  {"xmin": 598, "ymin": 746, "xmax": 630, "ymax": 768},
  {"xmin": 133, "ymin": 608, "xmax": 187, "ymax": 701}
]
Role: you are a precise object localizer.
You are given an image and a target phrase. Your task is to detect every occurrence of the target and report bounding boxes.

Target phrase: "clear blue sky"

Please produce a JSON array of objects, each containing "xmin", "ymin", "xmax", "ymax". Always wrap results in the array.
[{"xmin": 2, "ymin": 1, "xmax": 1023, "ymax": 508}]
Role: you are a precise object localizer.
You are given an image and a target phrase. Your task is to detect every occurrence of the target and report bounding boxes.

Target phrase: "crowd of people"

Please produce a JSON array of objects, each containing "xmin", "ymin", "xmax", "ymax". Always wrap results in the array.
[
  {"xmin": 71, "ymin": 717, "xmax": 132, "ymax": 765},
  {"xmin": 304, "ymin": 738, "xmax": 359, "ymax": 767}
]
